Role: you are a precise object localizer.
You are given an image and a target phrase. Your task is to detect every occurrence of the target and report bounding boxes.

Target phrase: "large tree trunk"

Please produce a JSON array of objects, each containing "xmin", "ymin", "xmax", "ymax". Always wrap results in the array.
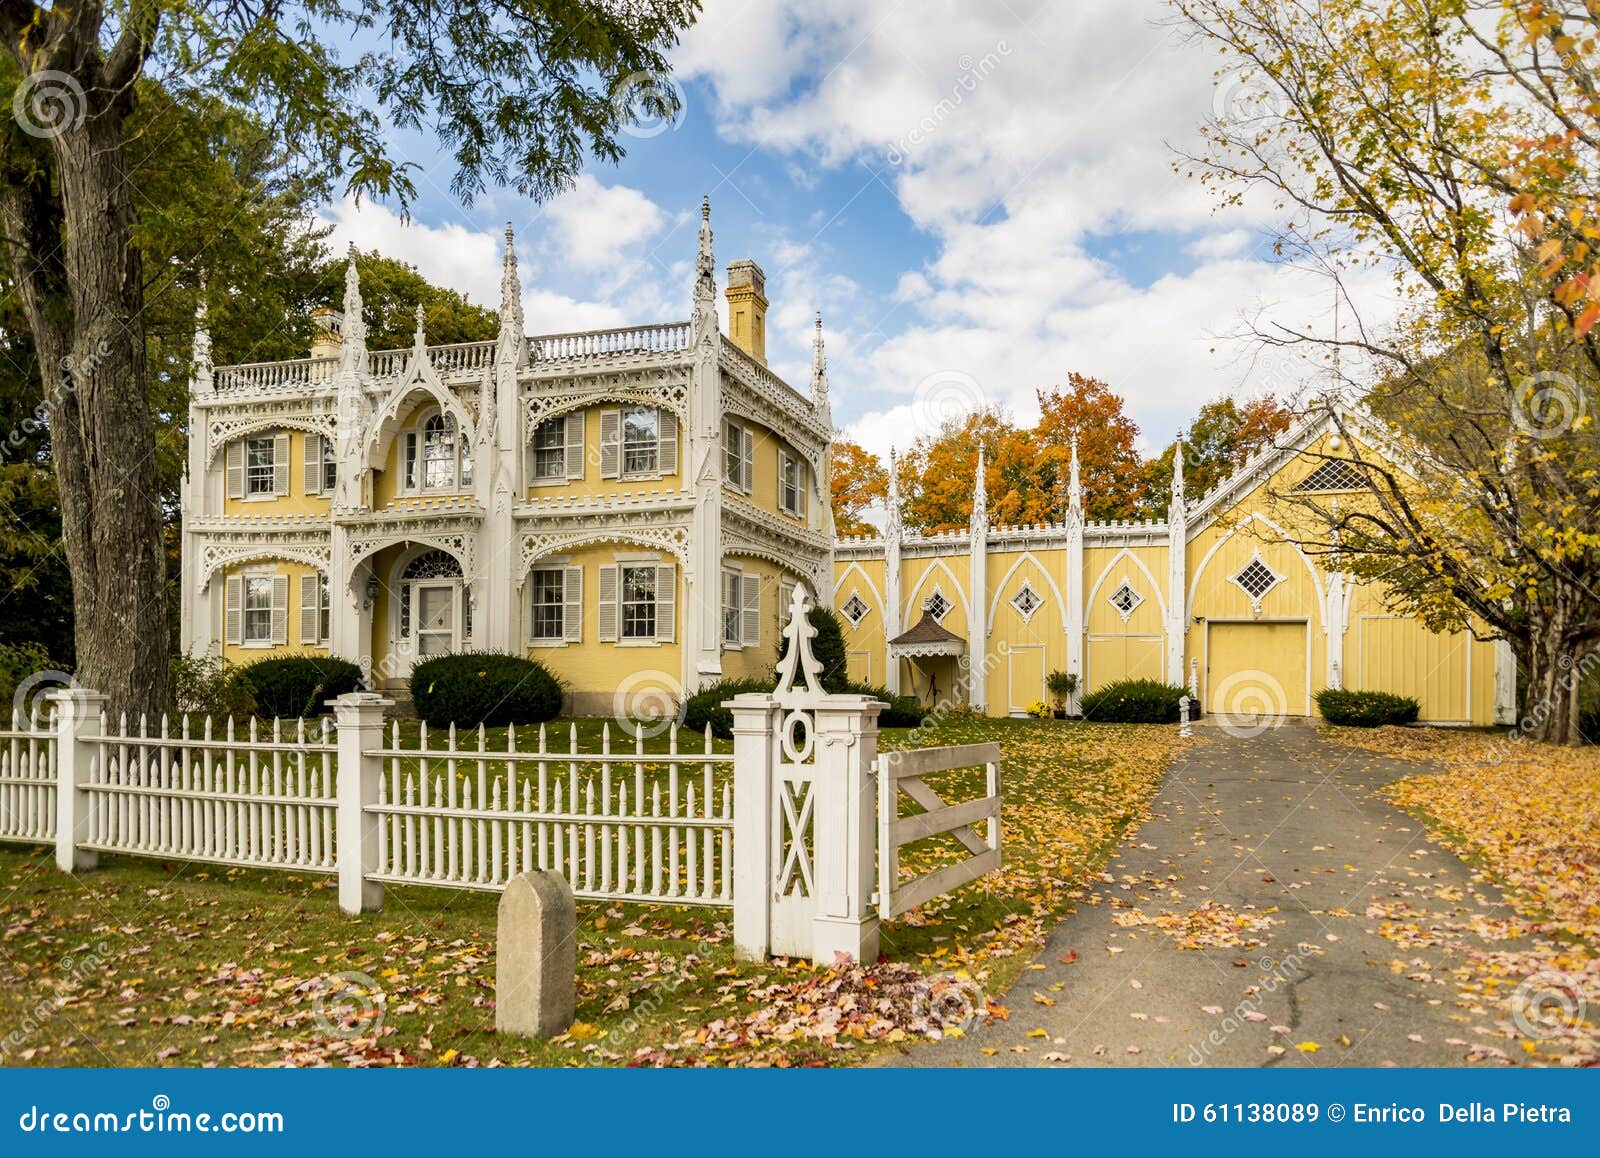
[
  {"xmin": 36, "ymin": 105, "xmax": 169, "ymax": 720},
  {"xmin": 1518, "ymin": 613, "xmax": 1588, "ymax": 745}
]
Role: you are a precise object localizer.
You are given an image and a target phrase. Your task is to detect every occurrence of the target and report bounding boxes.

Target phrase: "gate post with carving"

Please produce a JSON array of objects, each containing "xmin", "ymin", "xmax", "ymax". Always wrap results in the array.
[
  {"xmin": 808, "ymin": 690, "xmax": 883, "ymax": 965},
  {"xmin": 728, "ymin": 687, "xmax": 779, "ymax": 961}
]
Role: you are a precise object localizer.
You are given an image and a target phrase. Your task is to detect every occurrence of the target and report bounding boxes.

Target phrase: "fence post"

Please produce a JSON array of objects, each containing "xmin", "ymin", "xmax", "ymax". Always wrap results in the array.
[
  {"xmin": 333, "ymin": 692, "xmax": 393, "ymax": 914},
  {"xmin": 51, "ymin": 687, "xmax": 107, "ymax": 874},
  {"xmin": 728, "ymin": 691, "xmax": 778, "ymax": 961},
  {"xmin": 1179, "ymin": 695, "xmax": 1192, "ymax": 739},
  {"xmin": 809, "ymin": 695, "xmax": 884, "ymax": 966}
]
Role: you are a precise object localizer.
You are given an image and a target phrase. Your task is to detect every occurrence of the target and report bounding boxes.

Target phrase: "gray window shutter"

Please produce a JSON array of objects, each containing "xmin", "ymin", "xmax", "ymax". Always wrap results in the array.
[
  {"xmin": 299, "ymin": 573, "xmax": 321, "ymax": 644},
  {"xmin": 740, "ymin": 428, "xmax": 754, "ymax": 492},
  {"xmin": 563, "ymin": 565, "xmax": 583, "ymax": 642},
  {"xmin": 741, "ymin": 573, "xmax": 761, "ymax": 647},
  {"xmin": 658, "ymin": 409, "xmax": 678, "ymax": 475},
  {"xmin": 654, "ymin": 563, "xmax": 676, "ymax": 643},
  {"xmin": 597, "ymin": 564, "xmax": 619, "ymax": 642},
  {"xmin": 226, "ymin": 441, "xmax": 244, "ymax": 499},
  {"xmin": 778, "ymin": 450, "xmax": 787, "ymax": 512},
  {"xmin": 273, "ymin": 434, "xmax": 290, "ymax": 495},
  {"xmin": 402, "ymin": 432, "xmax": 418, "ymax": 491},
  {"xmin": 564, "ymin": 415, "xmax": 585, "ymax": 479},
  {"xmin": 271, "ymin": 574, "xmax": 289, "ymax": 645},
  {"xmin": 303, "ymin": 434, "xmax": 323, "ymax": 495},
  {"xmin": 225, "ymin": 575, "xmax": 243, "ymax": 644},
  {"xmin": 599, "ymin": 410, "xmax": 620, "ymax": 478}
]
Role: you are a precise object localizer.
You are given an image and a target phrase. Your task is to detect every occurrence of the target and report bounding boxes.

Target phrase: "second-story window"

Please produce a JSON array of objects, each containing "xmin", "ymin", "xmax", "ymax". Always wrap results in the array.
[
  {"xmin": 779, "ymin": 450, "xmax": 808, "ymax": 518},
  {"xmin": 320, "ymin": 437, "xmax": 337, "ymax": 492},
  {"xmin": 724, "ymin": 421, "xmax": 753, "ymax": 492},
  {"xmin": 246, "ymin": 437, "xmax": 276, "ymax": 495},
  {"xmin": 600, "ymin": 406, "xmax": 677, "ymax": 479},
  {"xmin": 402, "ymin": 408, "xmax": 471, "ymax": 493},
  {"xmin": 623, "ymin": 407, "xmax": 659, "ymax": 475},
  {"xmin": 533, "ymin": 418, "xmax": 566, "ymax": 480}
]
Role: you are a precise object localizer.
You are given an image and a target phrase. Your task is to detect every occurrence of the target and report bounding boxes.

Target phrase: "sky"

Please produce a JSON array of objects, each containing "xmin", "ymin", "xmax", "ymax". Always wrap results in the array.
[{"xmin": 320, "ymin": 0, "xmax": 1366, "ymax": 463}]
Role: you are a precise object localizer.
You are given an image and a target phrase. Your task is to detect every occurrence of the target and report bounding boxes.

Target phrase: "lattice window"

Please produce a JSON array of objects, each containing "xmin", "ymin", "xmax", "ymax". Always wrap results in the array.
[
  {"xmin": 924, "ymin": 590, "xmax": 952, "ymax": 622},
  {"xmin": 1294, "ymin": 459, "xmax": 1367, "ymax": 492},
  {"xmin": 841, "ymin": 592, "xmax": 870, "ymax": 626},
  {"xmin": 1010, "ymin": 581, "xmax": 1043, "ymax": 621},
  {"xmin": 1108, "ymin": 580, "xmax": 1142, "ymax": 621},
  {"xmin": 1231, "ymin": 556, "xmax": 1283, "ymax": 609}
]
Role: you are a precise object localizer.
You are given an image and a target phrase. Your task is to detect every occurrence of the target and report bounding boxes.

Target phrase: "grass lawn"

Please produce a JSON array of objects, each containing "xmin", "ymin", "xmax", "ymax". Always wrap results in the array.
[{"xmin": 0, "ymin": 714, "xmax": 1184, "ymax": 1068}]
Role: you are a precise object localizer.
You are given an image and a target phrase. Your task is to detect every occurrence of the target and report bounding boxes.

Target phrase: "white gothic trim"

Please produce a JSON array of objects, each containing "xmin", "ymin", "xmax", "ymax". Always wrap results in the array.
[
  {"xmin": 1086, "ymin": 547, "xmax": 1167, "ymax": 623},
  {"xmin": 986, "ymin": 551, "xmax": 1066, "ymax": 633},
  {"xmin": 1187, "ymin": 512, "xmax": 1325, "ymax": 619}
]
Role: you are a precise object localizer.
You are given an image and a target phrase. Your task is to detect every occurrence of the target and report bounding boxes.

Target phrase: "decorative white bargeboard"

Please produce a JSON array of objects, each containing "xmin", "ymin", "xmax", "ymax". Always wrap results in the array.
[{"xmin": 876, "ymin": 741, "xmax": 1001, "ymax": 920}]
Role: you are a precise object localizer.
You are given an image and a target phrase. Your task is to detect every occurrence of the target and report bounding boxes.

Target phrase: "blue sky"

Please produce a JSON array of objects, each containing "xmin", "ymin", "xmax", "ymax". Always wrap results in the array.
[{"xmin": 324, "ymin": 1, "xmax": 1361, "ymax": 464}]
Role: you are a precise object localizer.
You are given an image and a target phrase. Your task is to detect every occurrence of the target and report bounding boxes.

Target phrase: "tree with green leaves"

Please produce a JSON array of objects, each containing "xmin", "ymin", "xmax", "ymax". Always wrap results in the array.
[{"xmin": 0, "ymin": 1, "xmax": 699, "ymax": 718}]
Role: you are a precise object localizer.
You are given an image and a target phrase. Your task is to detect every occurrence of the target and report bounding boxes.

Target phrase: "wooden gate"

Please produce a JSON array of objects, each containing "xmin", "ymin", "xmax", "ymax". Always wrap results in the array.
[{"xmin": 876, "ymin": 742, "xmax": 1001, "ymax": 919}]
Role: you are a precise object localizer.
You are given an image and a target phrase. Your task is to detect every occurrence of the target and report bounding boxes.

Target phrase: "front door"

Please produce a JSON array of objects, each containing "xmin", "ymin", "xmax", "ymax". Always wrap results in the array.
[{"xmin": 393, "ymin": 580, "xmax": 459, "ymax": 679}]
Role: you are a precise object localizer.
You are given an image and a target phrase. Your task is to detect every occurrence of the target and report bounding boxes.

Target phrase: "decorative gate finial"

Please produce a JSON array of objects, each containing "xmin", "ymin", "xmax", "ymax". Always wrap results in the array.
[{"xmin": 774, "ymin": 583, "xmax": 823, "ymax": 697}]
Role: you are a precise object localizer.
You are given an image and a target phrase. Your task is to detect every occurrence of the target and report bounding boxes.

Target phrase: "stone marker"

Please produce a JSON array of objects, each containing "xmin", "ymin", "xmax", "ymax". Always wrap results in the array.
[{"xmin": 495, "ymin": 870, "xmax": 576, "ymax": 1038}]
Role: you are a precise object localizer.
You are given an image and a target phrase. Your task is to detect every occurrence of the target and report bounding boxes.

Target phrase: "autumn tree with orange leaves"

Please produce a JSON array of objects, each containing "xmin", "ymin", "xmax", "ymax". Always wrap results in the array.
[{"xmin": 830, "ymin": 437, "xmax": 888, "ymax": 536}]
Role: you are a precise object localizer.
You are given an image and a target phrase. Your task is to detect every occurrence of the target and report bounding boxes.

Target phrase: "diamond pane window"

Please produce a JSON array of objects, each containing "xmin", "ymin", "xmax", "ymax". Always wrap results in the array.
[
  {"xmin": 1108, "ymin": 581, "xmax": 1142, "ymax": 620},
  {"xmin": 1010, "ymin": 581, "xmax": 1043, "ymax": 620},
  {"xmin": 841, "ymin": 593, "xmax": 870, "ymax": 626},
  {"xmin": 1232, "ymin": 557, "xmax": 1282, "ymax": 606},
  {"xmin": 1294, "ymin": 460, "xmax": 1366, "ymax": 492},
  {"xmin": 924, "ymin": 591, "xmax": 952, "ymax": 622}
]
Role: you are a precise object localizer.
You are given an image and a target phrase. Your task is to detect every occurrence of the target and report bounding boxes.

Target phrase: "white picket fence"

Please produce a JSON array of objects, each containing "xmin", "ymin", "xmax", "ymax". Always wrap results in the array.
[
  {"xmin": 4, "ymin": 585, "xmax": 1003, "ymax": 964},
  {"xmin": 365, "ymin": 721, "xmax": 732, "ymax": 904},
  {"xmin": 0, "ymin": 712, "xmax": 55, "ymax": 844},
  {"xmin": 84, "ymin": 714, "xmax": 338, "ymax": 872}
]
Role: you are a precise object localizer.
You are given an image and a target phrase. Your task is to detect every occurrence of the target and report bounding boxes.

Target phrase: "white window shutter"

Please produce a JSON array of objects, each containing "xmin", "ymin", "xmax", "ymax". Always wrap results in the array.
[
  {"xmin": 303, "ymin": 434, "xmax": 323, "ymax": 495},
  {"xmin": 799, "ymin": 458, "xmax": 809, "ymax": 518},
  {"xmin": 598, "ymin": 564, "xmax": 619, "ymax": 642},
  {"xmin": 563, "ymin": 415, "xmax": 585, "ymax": 479},
  {"xmin": 778, "ymin": 451, "xmax": 787, "ymax": 513},
  {"xmin": 270, "ymin": 574, "xmax": 289, "ymax": 644},
  {"xmin": 658, "ymin": 409, "xmax": 678, "ymax": 474},
  {"xmin": 655, "ymin": 564, "xmax": 676, "ymax": 643},
  {"xmin": 403, "ymin": 433, "xmax": 418, "ymax": 491},
  {"xmin": 599, "ymin": 410, "xmax": 620, "ymax": 478},
  {"xmin": 225, "ymin": 575, "xmax": 243, "ymax": 645},
  {"xmin": 226, "ymin": 440, "xmax": 244, "ymax": 499},
  {"xmin": 299, "ymin": 573, "xmax": 320, "ymax": 644},
  {"xmin": 741, "ymin": 573, "xmax": 761, "ymax": 647},
  {"xmin": 563, "ymin": 565, "xmax": 583, "ymax": 642},
  {"xmin": 740, "ymin": 428, "xmax": 754, "ymax": 492},
  {"xmin": 273, "ymin": 433, "xmax": 290, "ymax": 495}
]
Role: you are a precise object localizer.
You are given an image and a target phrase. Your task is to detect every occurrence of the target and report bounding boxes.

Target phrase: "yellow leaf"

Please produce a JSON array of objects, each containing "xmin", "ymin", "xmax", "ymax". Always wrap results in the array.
[
  {"xmin": 1296, "ymin": 1041, "xmax": 1320, "ymax": 1053},
  {"xmin": 1027, "ymin": 1028, "xmax": 1048, "ymax": 1038}
]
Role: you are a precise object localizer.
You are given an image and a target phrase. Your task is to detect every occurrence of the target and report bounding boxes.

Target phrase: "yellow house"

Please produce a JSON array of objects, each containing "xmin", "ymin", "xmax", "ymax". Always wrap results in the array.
[
  {"xmin": 834, "ymin": 418, "xmax": 1513, "ymax": 726},
  {"xmin": 181, "ymin": 201, "xmax": 834, "ymax": 714}
]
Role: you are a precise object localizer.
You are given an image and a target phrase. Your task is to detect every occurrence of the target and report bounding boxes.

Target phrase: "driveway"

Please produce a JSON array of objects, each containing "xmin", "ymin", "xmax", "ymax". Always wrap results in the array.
[{"xmin": 881, "ymin": 725, "xmax": 1520, "ymax": 1067}]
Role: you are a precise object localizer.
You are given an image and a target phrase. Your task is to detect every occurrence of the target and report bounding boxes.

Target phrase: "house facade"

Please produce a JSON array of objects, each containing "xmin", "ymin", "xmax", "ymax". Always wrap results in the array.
[{"xmin": 181, "ymin": 201, "xmax": 834, "ymax": 714}]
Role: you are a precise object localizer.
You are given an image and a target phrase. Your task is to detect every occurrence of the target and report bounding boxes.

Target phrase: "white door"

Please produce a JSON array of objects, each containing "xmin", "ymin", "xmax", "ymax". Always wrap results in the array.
[{"xmin": 394, "ymin": 580, "xmax": 459, "ymax": 678}]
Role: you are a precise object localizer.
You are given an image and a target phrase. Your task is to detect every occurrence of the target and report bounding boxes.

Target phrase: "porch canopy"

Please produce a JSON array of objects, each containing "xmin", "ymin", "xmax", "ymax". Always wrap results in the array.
[{"xmin": 887, "ymin": 612, "xmax": 965, "ymax": 660}]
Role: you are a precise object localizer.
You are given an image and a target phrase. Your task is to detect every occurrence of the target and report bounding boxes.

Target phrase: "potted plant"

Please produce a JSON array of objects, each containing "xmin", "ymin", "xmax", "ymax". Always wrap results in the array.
[{"xmin": 1046, "ymin": 670, "xmax": 1078, "ymax": 719}]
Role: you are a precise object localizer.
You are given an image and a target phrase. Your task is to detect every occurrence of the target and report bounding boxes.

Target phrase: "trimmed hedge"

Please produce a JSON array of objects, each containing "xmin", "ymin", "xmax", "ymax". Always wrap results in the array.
[
  {"xmin": 1080, "ymin": 678, "xmax": 1188, "ymax": 724},
  {"xmin": 1315, "ymin": 688, "xmax": 1420, "ymax": 728},
  {"xmin": 841, "ymin": 681, "xmax": 927, "ymax": 729},
  {"xmin": 682, "ymin": 678, "xmax": 776, "ymax": 739},
  {"xmin": 233, "ymin": 656, "xmax": 363, "ymax": 719},
  {"xmin": 410, "ymin": 652, "xmax": 562, "ymax": 727},
  {"xmin": 777, "ymin": 607, "xmax": 850, "ymax": 693}
]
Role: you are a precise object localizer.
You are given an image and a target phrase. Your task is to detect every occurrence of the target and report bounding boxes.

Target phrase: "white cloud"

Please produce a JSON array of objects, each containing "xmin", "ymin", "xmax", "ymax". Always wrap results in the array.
[
  {"xmin": 319, "ymin": 197, "xmax": 501, "ymax": 307},
  {"xmin": 539, "ymin": 174, "xmax": 668, "ymax": 271}
]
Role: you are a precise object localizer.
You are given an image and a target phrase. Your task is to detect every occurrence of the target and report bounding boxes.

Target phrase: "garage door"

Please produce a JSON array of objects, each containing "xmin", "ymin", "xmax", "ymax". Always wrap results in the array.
[
  {"xmin": 1008, "ymin": 645, "xmax": 1045, "ymax": 713},
  {"xmin": 1207, "ymin": 621, "xmax": 1308, "ymax": 718}
]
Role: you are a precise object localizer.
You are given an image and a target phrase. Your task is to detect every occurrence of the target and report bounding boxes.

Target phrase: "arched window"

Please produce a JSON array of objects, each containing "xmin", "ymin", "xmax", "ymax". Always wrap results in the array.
[{"xmin": 402, "ymin": 406, "xmax": 472, "ymax": 492}]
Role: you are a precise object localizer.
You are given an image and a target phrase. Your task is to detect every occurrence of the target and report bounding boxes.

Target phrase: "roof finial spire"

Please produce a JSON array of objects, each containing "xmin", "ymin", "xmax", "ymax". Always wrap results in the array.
[
  {"xmin": 1170, "ymin": 430, "xmax": 1185, "ymax": 518},
  {"xmin": 887, "ymin": 447, "xmax": 902, "ymax": 533},
  {"xmin": 972, "ymin": 443, "xmax": 988, "ymax": 529},
  {"xmin": 694, "ymin": 195, "xmax": 715, "ymax": 310},
  {"xmin": 811, "ymin": 312, "xmax": 828, "ymax": 401},
  {"xmin": 412, "ymin": 301, "xmax": 427, "ymax": 350},
  {"xmin": 340, "ymin": 244, "xmax": 367, "ymax": 374},
  {"xmin": 192, "ymin": 273, "xmax": 212, "ymax": 393},
  {"xmin": 1068, "ymin": 433, "xmax": 1082, "ymax": 511}
]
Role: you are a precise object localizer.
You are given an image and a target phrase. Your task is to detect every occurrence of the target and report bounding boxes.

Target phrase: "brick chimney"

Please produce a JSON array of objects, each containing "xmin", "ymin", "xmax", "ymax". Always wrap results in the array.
[{"xmin": 724, "ymin": 259, "xmax": 768, "ymax": 364}]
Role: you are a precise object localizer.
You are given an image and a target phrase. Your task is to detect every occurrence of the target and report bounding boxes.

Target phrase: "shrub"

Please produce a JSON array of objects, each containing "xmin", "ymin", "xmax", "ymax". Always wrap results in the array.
[
  {"xmin": 0, "ymin": 641, "xmax": 59, "ymax": 721},
  {"xmin": 778, "ymin": 607, "xmax": 849, "ymax": 692},
  {"xmin": 1045, "ymin": 670, "xmax": 1078, "ymax": 705},
  {"xmin": 234, "ymin": 655, "xmax": 363, "ymax": 719},
  {"xmin": 409, "ymin": 652, "xmax": 562, "ymax": 728},
  {"xmin": 170, "ymin": 653, "xmax": 257, "ymax": 719},
  {"xmin": 841, "ymin": 681, "xmax": 927, "ymax": 729},
  {"xmin": 682, "ymin": 677, "xmax": 777, "ymax": 739},
  {"xmin": 1080, "ymin": 678, "xmax": 1188, "ymax": 724},
  {"xmin": 1315, "ymin": 688, "xmax": 1420, "ymax": 728}
]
